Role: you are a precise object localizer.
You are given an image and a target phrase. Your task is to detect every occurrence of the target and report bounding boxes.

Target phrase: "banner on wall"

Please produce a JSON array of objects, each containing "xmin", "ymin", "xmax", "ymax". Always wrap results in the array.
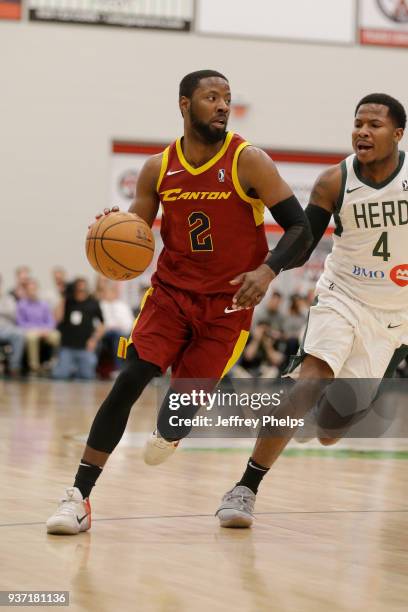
[
  {"xmin": 110, "ymin": 141, "xmax": 344, "ymax": 228},
  {"xmin": 29, "ymin": 0, "xmax": 194, "ymax": 30},
  {"xmin": 359, "ymin": 0, "xmax": 408, "ymax": 47},
  {"xmin": 196, "ymin": 0, "xmax": 355, "ymax": 44},
  {"xmin": 0, "ymin": 0, "xmax": 22, "ymax": 20}
]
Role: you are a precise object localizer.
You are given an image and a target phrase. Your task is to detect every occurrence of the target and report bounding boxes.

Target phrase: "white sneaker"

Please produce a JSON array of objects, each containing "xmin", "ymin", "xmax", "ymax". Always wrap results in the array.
[
  {"xmin": 46, "ymin": 487, "xmax": 91, "ymax": 535},
  {"xmin": 215, "ymin": 485, "xmax": 255, "ymax": 528},
  {"xmin": 142, "ymin": 430, "xmax": 180, "ymax": 465}
]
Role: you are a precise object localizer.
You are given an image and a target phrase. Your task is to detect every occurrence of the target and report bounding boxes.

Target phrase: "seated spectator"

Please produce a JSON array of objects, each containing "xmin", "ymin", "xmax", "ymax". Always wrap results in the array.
[
  {"xmin": 99, "ymin": 283, "xmax": 134, "ymax": 376},
  {"xmin": 16, "ymin": 279, "xmax": 60, "ymax": 375},
  {"xmin": 52, "ymin": 278, "xmax": 104, "ymax": 380},
  {"xmin": 0, "ymin": 275, "xmax": 25, "ymax": 376},
  {"xmin": 282, "ymin": 294, "xmax": 308, "ymax": 367},
  {"xmin": 260, "ymin": 291, "xmax": 285, "ymax": 336},
  {"xmin": 95, "ymin": 275, "xmax": 110, "ymax": 301},
  {"xmin": 43, "ymin": 266, "xmax": 68, "ymax": 310},
  {"xmin": 236, "ymin": 320, "xmax": 284, "ymax": 379},
  {"xmin": 9, "ymin": 265, "xmax": 32, "ymax": 301}
]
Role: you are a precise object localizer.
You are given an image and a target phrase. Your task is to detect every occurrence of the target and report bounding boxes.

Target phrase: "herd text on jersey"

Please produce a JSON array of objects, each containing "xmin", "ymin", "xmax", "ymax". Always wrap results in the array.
[{"xmin": 319, "ymin": 152, "xmax": 408, "ymax": 310}]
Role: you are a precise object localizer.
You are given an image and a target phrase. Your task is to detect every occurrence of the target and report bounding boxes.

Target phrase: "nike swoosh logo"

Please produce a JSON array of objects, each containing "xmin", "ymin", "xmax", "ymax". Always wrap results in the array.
[
  {"xmin": 388, "ymin": 323, "xmax": 402, "ymax": 329},
  {"xmin": 167, "ymin": 169, "xmax": 184, "ymax": 176},
  {"xmin": 346, "ymin": 186, "xmax": 363, "ymax": 194},
  {"xmin": 248, "ymin": 461, "xmax": 266, "ymax": 471},
  {"xmin": 77, "ymin": 513, "xmax": 89, "ymax": 524},
  {"xmin": 224, "ymin": 307, "xmax": 242, "ymax": 314}
]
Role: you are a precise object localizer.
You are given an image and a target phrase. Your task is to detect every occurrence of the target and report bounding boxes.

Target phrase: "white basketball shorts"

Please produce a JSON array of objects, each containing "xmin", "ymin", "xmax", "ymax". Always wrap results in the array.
[{"xmin": 296, "ymin": 279, "xmax": 408, "ymax": 379}]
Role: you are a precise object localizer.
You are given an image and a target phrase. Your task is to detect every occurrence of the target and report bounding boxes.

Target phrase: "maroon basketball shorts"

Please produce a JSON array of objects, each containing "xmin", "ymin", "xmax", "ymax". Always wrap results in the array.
[{"xmin": 131, "ymin": 280, "xmax": 253, "ymax": 381}]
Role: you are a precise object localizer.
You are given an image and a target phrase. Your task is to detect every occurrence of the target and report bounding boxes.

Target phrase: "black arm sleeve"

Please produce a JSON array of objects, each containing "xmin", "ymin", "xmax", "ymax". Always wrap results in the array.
[
  {"xmin": 284, "ymin": 203, "xmax": 332, "ymax": 270},
  {"xmin": 264, "ymin": 195, "xmax": 313, "ymax": 275}
]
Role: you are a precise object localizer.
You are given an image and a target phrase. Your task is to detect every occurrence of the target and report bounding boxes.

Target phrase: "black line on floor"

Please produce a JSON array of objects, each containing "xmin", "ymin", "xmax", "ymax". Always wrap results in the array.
[{"xmin": 1, "ymin": 508, "xmax": 407, "ymax": 528}]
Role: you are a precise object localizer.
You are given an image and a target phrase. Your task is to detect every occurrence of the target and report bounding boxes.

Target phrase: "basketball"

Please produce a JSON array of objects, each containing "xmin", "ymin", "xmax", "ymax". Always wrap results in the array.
[{"xmin": 86, "ymin": 211, "xmax": 155, "ymax": 280}]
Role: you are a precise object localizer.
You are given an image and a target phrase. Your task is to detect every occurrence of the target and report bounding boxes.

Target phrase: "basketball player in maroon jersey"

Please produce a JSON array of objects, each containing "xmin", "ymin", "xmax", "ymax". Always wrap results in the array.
[{"xmin": 46, "ymin": 70, "xmax": 312, "ymax": 535}]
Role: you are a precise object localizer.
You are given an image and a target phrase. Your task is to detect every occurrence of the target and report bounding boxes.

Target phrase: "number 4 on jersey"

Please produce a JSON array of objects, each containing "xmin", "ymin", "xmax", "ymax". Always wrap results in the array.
[{"xmin": 372, "ymin": 231, "xmax": 391, "ymax": 262}]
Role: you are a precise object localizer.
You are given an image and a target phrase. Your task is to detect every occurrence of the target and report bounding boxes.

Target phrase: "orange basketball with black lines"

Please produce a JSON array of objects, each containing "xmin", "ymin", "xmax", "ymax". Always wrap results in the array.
[{"xmin": 86, "ymin": 212, "xmax": 155, "ymax": 280}]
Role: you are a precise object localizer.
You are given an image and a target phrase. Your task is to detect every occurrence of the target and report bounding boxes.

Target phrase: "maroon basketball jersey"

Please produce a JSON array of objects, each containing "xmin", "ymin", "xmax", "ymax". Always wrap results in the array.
[{"xmin": 153, "ymin": 132, "xmax": 269, "ymax": 295}]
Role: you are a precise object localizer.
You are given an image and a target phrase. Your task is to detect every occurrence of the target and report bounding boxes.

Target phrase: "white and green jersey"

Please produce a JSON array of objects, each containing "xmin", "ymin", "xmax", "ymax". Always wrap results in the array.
[{"xmin": 318, "ymin": 152, "xmax": 408, "ymax": 311}]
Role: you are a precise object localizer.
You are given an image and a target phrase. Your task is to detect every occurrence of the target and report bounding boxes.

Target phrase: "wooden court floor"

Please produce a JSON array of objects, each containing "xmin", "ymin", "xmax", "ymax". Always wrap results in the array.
[{"xmin": 1, "ymin": 379, "xmax": 407, "ymax": 612}]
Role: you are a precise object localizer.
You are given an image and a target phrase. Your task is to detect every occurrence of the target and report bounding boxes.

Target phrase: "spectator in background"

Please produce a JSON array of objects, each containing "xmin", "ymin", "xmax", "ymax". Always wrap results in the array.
[
  {"xmin": 44, "ymin": 266, "xmax": 68, "ymax": 311},
  {"xmin": 52, "ymin": 278, "xmax": 104, "ymax": 380},
  {"xmin": 94, "ymin": 275, "xmax": 109, "ymax": 301},
  {"xmin": 100, "ymin": 283, "xmax": 134, "ymax": 375},
  {"xmin": 261, "ymin": 291, "xmax": 285, "ymax": 335},
  {"xmin": 9, "ymin": 266, "xmax": 32, "ymax": 301},
  {"xmin": 237, "ymin": 320, "xmax": 284, "ymax": 379},
  {"xmin": 0, "ymin": 275, "xmax": 25, "ymax": 376},
  {"xmin": 16, "ymin": 279, "xmax": 60, "ymax": 374},
  {"xmin": 282, "ymin": 294, "xmax": 308, "ymax": 365}
]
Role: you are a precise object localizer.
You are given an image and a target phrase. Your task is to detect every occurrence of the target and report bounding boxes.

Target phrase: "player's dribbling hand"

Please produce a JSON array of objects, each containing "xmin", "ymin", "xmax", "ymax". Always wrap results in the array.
[
  {"xmin": 230, "ymin": 264, "xmax": 275, "ymax": 310},
  {"xmin": 88, "ymin": 206, "xmax": 120, "ymax": 228},
  {"xmin": 95, "ymin": 205, "xmax": 120, "ymax": 221}
]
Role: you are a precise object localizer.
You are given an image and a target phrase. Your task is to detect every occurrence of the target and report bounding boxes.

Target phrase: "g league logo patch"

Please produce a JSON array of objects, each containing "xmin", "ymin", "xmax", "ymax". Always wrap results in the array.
[
  {"xmin": 377, "ymin": 0, "xmax": 408, "ymax": 23},
  {"xmin": 402, "ymin": 179, "xmax": 408, "ymax": 191},
  {"xmin": 218, "ymin": 169, "xmax": 225, "ymax": 182}
]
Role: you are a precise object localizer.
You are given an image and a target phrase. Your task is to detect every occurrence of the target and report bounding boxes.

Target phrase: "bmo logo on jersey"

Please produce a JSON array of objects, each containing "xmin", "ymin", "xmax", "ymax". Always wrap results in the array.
[
  {"xmin": 352, "ymin": 266, "xmax": 385, "ymax": 279},
  {"xmin": 390, "ymin": 264, "xmax": 408, "ymax": 287}
]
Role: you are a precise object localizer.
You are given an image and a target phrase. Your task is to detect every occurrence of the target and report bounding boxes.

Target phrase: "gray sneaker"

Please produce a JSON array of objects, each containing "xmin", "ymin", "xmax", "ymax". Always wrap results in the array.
[{"xmin": 215, "ymin": 485, "xmax": 255, "ymax": 528}]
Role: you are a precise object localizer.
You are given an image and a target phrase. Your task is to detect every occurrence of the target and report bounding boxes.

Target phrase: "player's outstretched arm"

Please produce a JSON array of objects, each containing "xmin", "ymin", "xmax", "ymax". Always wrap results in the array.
[
  {"xmin": 285, "ymin": 164, "xmax": 341, "ymax": 270},
  {"xmin": 128, "ymin": 154, "xmax": 162, "ymax": 227},
  {"xmin": 231, "ymin": 147, "xmax": 312, "ymax": 309}
]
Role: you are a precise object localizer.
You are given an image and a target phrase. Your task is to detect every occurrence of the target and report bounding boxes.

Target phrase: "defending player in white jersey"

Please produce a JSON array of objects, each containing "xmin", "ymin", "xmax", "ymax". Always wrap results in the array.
[{"xmin": 216, "ymin": 93, "xmax": 408, "ymax": 528}]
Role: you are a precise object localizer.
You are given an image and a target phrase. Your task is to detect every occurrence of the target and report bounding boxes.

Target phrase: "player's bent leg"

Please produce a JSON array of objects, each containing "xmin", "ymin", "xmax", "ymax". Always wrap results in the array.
[
  {"xmin": 46, "ymin": 345, "xmax": 160, "ymax": 534},
  {"xmin": 143, "ymin": 387, "xmax": 197, "ymax": 465},
  {"xmin": 314, "ymin": 388, "xmax": 373, "ymax": 445},
  {"xmin": 216, "ymin": 355, "xmax": 334, "ymax": 528},
  {"xmin": 46, "ymin": 487, "xmax": 91, "ymax": 535},
  {"xmin": 86, "ymin": 345, "xmax": 160, "ymax": 455}
]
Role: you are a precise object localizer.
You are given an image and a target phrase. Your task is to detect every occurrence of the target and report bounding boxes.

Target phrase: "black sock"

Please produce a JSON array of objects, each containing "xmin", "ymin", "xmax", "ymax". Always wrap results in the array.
[
  {"xmin": 74, "ymin": 460, "xmax": 103, "ymax": 499},
  {"xmin": 236, "ymin": 458, "xmax": 270, "ymax": 495}
]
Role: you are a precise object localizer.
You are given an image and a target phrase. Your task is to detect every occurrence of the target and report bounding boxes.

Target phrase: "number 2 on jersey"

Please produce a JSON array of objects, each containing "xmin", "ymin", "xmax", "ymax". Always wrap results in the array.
[
  {"xmin": 188, "ymin": 212, "xmax": 213, "ymax": 252},
  {"xmin": 372, "ymin": 231, "xmax": 390, "ymax": 262}
]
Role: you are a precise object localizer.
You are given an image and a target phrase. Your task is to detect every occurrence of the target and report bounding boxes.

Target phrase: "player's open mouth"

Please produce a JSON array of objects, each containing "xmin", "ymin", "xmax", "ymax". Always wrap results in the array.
[
  {"xmin": 212, "ymin": 117, "xmax": 226, "ymax": 128},
  {"xmin": 356, "ymin": 141, "xmax": 373, "ymax": 152}
]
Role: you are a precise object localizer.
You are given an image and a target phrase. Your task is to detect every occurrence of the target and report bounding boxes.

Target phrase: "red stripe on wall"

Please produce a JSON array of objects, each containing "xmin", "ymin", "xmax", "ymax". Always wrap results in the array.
[
  {"xmin": 113, "ymin": 143, "xmax": 165, "ymax": 155},
  {"xmin": 360, "ymin": 28, "xmax": 408, "ymax": 48},
  {"xmin": 113, "ymin": 141, "xmax": 345, "ymax": 164}
]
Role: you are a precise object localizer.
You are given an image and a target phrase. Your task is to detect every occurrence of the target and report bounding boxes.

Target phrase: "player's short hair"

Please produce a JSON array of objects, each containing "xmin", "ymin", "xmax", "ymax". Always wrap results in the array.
[
  {"xmin": 179, "ymin": 70, "xmax": 228, "ymax": 99},
  {"xmin": 355, "ymin": 93, "xmax": 407, "ymax": 129}
]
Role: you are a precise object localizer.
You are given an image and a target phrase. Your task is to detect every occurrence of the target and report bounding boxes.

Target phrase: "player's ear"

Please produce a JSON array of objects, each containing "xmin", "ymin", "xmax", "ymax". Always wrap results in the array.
[
  {"xmin": 394, "ymin": 127, "xmax": 404, "ymax": 143},
  {"xmin": 179, "ymin": 96, "xmax": 189, "ymax": 118}
]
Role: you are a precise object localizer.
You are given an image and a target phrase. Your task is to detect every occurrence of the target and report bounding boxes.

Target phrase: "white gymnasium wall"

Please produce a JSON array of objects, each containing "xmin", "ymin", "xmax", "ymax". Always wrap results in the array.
[{"xmin": 0, "ymin": 19, "xmax": 407, "ymax": 291}]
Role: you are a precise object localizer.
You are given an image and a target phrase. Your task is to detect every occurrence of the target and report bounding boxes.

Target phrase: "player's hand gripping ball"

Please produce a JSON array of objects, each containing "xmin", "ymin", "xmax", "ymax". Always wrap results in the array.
[{"xmin": 86, "ymin": 210, "xmax": 155, "ymax": 280}]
